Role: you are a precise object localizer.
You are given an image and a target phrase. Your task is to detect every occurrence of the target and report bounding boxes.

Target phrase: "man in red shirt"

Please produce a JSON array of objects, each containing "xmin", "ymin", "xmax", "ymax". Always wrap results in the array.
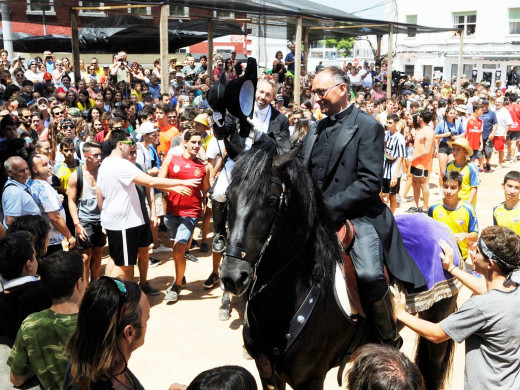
[
  {"xmin": 505, "ymin": 93, "xmax": 520, "ymax": 162},
  {"xmin": 465, "ymin": 103, "xmax": 484, "ymax": 167},
  {"xmin": 158, "ymin": 129, "xmax": 210, "ymax": 303},
  {"xmin": 155, "ymin": 102, "xmax": 179, "ymax": 157}
]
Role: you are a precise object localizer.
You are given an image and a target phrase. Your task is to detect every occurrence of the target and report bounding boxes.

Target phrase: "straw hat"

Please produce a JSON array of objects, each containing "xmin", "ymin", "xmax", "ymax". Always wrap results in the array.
[{"xmin": 448, "ymin": 138, "xmax": 473, "ymax": 156}]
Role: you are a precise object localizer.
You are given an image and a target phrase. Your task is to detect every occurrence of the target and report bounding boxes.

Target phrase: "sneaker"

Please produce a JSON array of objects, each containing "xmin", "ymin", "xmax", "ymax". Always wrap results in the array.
[
  {"xmin": 152, "ymin": 244, "xmax": 171, "ymax": 254},
  {"xmin": 164, "ymin": 285, "xmax": 181, "ymax": 302},
  {"xmin": 185, "ymin": 251, "xmax": 199, "ymax": 263},
  {"xmin": 200, "ymin": 242, "xmax": 209, "ymax": 253},
  {"xmin": 148, "ymin": 258, "xmax": 161, "ymax": 268},
  {"xmin": 497, "ymin": 164, "xmax": 503, "ymax": 170},
  {"xmin": 140, "ymin": 283, "xmax": 161, "ymax": 296},
  {"xmin": 396, "ymin": 194, "xmax": 402, "ymax": 204},
  {"xmin": 406, "ymin": 206, "xmax": 419, "ymax": 213},
  {"xmin": 203, "ymin": 272, "xmax": 220, "ymax": 289},
  {"xmin": 191, "ymin": 240, "xmax": 199, "ymax": 249}
]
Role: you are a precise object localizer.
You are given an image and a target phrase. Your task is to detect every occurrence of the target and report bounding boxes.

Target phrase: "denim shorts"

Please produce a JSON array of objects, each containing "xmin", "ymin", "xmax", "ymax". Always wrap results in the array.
[{"xmin": 164, "ymin": 213, "xmax": 197, "ymax": 244}]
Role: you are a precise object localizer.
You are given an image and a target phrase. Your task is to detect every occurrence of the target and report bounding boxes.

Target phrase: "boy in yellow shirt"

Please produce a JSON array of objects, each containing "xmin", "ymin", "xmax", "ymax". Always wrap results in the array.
[{"xmin": 493, "ymin": 171, "xmax": 520, "ymax": 236}]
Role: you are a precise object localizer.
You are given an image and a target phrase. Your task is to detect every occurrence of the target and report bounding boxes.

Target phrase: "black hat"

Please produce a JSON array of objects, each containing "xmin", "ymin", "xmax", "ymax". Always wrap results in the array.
[
  {"xmin": 224, "ymin": 57, "xmax": 257, "ymax": 119},
  {"xmin": 207, "ymin": 70, "xmax": 228, "ymax": 119}
]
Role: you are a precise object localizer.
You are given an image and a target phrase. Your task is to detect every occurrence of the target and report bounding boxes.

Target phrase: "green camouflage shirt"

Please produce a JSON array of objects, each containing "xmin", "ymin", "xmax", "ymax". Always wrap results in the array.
[{"xmin": 7, "ymin": 309, "xmax": 78, "ymax": 390}]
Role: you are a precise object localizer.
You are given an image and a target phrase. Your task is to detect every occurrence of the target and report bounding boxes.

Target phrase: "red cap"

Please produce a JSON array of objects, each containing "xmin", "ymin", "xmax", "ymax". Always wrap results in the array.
[{"xmin": 43, "ymin": 72, "xmax": 52, "ymax": 80}]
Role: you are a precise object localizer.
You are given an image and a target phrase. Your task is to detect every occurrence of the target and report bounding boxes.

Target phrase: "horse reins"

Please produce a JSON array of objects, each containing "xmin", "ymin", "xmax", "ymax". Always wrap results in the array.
[{"xmin": 224, "ymin": 176, "xmax": 287, "ymax": 300}]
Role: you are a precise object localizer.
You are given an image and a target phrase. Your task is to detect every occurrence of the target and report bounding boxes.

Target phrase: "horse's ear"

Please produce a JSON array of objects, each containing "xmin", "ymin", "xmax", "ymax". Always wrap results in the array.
[
  {"xmin": 290, "ymin": 127, "xmax": 301, "ymax": 145},
  {"xmin": 224, "ymin": 137, "xmax": 243, "ymax": 160},
  {"xmin": 272, "ymin": 144, "xmax": 302, "ymax": 174}
]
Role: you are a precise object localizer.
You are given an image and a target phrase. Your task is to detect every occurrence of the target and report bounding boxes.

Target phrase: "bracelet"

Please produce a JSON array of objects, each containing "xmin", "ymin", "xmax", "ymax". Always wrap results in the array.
[{"xmin": 448, "ymin": 266, "xmax": 456, "ymax": 273}]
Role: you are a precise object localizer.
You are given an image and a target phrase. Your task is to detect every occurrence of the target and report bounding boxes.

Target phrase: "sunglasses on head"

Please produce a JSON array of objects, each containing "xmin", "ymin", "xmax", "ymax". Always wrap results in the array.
[{"xmin": 101, "ymin": 277, "xmax": 128, "ymax": 325}]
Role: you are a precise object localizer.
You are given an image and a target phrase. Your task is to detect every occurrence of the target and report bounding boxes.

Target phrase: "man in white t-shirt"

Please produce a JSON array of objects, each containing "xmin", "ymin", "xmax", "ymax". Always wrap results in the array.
[
  {"xmin": 491, "ymin": 97, "xmax": 513, "ymax": 169},
  {"xmin": 97, "ymin": 130, "xmax": 202, "ymax": 282}
]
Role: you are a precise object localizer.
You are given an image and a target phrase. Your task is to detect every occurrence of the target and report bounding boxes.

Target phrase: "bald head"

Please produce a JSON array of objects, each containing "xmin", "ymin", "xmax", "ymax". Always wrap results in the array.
[{"xmin": 5, "ymin": 156, "xmax": 30, "ymax": 184}]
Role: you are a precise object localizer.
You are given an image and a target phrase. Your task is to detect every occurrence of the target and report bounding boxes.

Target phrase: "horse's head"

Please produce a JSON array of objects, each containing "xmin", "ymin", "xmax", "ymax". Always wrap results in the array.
[{"xmin": 220, "ymin": 147, "xmax": 300, "ymax": 296}]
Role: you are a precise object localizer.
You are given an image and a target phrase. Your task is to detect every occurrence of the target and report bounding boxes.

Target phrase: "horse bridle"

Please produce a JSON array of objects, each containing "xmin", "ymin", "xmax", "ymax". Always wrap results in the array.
[{"xmin": 224, "ymin": 176, "xmax": 286, "ymax": 299}]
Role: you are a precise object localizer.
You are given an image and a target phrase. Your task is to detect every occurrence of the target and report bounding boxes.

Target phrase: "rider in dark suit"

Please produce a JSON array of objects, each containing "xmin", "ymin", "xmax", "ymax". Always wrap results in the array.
[{"xmin": 301, "ymin": 66, "xmax": 427, "ymax": 345}]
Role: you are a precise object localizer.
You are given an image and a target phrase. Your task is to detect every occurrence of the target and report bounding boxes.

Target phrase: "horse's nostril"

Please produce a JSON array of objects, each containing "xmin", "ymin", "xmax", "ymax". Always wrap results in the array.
[{"xmin": 239, "ymin": 272, "xmax": 249, "ymax": 284}]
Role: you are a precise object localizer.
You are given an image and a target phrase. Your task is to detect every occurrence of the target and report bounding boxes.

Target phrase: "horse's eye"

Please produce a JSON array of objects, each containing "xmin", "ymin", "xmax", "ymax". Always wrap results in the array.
[{"xmin": 267, "ymin": 197, "xmax": 278, "ymax": 208}]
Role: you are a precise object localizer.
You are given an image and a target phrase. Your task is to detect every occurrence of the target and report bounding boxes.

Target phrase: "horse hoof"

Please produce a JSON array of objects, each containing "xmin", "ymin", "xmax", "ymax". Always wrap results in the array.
[{"xmin": 218, "ymin": 308, "xmax": 230, "ymax": 321}]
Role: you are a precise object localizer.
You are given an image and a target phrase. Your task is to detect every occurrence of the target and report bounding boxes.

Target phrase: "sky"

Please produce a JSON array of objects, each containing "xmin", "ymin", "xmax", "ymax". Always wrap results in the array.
[{"xmin": 309, "ymin": 0, "xmax": 388, "ymax": 20}]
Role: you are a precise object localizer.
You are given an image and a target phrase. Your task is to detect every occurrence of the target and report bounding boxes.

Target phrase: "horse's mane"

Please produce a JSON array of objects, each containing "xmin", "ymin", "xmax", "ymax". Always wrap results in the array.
[{"xmin": 229, "ymin": 149, "xmax": 341, "ymax": 287}]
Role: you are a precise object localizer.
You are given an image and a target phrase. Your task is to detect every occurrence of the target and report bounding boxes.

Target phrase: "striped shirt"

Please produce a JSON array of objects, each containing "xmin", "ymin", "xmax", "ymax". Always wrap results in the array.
[{"xmin": 383, "ymin": 130, "xmax": 406, "ymax": 179}]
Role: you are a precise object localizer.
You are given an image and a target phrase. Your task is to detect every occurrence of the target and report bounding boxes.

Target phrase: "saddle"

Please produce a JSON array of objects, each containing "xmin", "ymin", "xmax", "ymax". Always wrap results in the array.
[{"xmin": 337, "ymin": 221, "xmax": 366, "ymax": 318}]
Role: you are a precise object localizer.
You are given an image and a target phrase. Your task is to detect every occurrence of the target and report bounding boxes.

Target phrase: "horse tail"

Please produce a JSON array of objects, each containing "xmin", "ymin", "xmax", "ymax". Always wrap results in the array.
[{"xmin": 414, "ymin": 335, "xmax": 454, "ymax": 390}]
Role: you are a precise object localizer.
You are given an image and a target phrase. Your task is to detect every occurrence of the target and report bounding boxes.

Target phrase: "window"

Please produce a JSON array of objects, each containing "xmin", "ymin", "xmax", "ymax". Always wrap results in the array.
[
  {"xmin": 405, "ymin": 65, "xmax": 415, "ymax": 76},
  {"xmin": 450, "ymin": 64, "xmax": 473, "ymax": 80},
  {"xmin": 79, "ymin": 1, "xmax": 105, "ymax": 16},
  {"xmin": 128, "ymin": 4, "xmax": 151, "ymax": 16},
  {"xmin": 406, "ymin": 15, "xmax": 417, "ymax": 38},
  {"xmin": 509, "ymin": 8, "xmax": 520, "ymax": 34},
  {"xmin": 214, "ymin": 10, "xmax": 234, "ymax": 19},
  {"xmin": 27, "ymin": 0, "xmax": 55, "ymax": 15},
  {"xmin": 170, "ymin": 5, "xmax": 189, "ymax": 17},
  {"xmin": 453, "ymin": 12, "xmax": 476, "ymax": 36}
]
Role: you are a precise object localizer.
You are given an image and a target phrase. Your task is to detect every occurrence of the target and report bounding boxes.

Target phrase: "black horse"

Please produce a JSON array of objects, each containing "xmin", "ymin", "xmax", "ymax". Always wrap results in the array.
[{"xmin": 219, "ymin": 148, "xmax": 457, "ymax": 390}]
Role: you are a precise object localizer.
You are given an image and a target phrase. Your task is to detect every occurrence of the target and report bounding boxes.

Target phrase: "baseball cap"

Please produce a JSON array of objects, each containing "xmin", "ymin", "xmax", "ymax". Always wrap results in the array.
[
  {"xmin": 176, "ymin": 72, "xmax": 184, "ymax": 77},
  {"xmin": 481, "ymin": 99, "xmax": 490, "ymax": 104},
  {"xmin": 43, "ymin": 72, "xmax": 52, "ymax": 81},
  {"xmin": 37, "ymin": 97, "xmax": 48, "ymax": 105},
  {"xmin": 140, "ymin": 121, "xmax": 159, "ymax": 134}
]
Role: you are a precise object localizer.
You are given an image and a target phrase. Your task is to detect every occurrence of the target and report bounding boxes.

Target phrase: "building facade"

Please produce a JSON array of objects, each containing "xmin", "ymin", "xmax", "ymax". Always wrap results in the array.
[{"xmin": 384, "ymin": 0, "xmax": 520, "ymax": 85}]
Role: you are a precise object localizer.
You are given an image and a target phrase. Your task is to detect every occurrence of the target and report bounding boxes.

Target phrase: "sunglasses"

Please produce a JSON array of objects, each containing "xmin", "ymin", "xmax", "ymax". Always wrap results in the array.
[
  {"xmin": 102, "ymin": 277, "xmax": 128, "ymax": 325},
  {"xmin": 62, "ymin": 124, "xmax": 76, "ymax": 129},
  {"xmin": 53, "ymin": 111, "xmax": 64, "ymax": 116},
  {"xmin": 112, "ymin": 126, "xmax": 124, "ymax": 131},
  {"xmin": 84, "ymin": 152, "xmax": 102, "ymax": 158},
  {"xmin": 22, "ymin": 115, "xmax": 32, "ymax": 119},
  {"xmin": 120, "ymin": 140, "xmax": 135, "ymax": 146}
]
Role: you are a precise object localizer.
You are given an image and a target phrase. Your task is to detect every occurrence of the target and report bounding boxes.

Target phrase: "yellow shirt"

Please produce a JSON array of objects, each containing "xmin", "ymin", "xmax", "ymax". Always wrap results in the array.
[
  {"xmin": 52, "ymin": 161, "xmax": 83, "ymax": 190},
  {"xmin": 446, "ymin": 161, "xmax": 480, "ymax": 208},
  {"xmin": 428, "ymin": 200, "xmax": 479, "ymax": 259},
  {"xmin": 493, "ymin": 202, "xmax": 520, "ymax": 236}
]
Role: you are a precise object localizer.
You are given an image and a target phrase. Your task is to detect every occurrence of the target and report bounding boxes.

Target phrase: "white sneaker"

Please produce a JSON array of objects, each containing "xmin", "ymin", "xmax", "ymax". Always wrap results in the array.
[
  {"xmin": 152, "ymin": 244, "xmax": 172, "ymax": 254},
  {"xmin": 497, "ymin": 164, "xmax": 503, "ymax": 170},
  {"xmin": 396, "ymin": 194, "xmax": 402, "ymax": 204}
]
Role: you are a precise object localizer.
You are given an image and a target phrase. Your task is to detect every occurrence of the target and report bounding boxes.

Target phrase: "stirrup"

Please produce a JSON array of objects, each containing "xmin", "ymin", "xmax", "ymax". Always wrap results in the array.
[{"xmin": 212, "ymin": 234, "xmax": 227, "ymax": 253}]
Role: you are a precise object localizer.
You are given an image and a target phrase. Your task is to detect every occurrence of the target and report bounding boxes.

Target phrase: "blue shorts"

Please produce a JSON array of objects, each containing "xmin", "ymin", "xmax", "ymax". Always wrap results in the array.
[
  {"xmin": 470, "ymin": 149, "xmax": 482, "ymax": 159},
  {"xmin": 164, "ymin": 214, "xmax": 197, "ymax": 244}
]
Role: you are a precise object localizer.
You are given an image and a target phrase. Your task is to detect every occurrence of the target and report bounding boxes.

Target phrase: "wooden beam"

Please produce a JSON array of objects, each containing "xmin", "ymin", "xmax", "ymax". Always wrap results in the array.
[
  {"xmin": 376, "ymin": 35, "xmax": 382, "ymax": 57},
  {"xmin": 295, "ymin": 17, "xmax": 302, "ymax": 106},
  {"xmin": 386, "ymin": 24, "xmax": 393, "ymax": 99},
  {"xmin": 70, "ymin": 8, "xmax": 80, "ymax": 85},
  {"xmin": 207, "ymin": 19, "xmax": 214, "ymax": 79},
  {"xmin": 303, "ymin": 27, "xmax": 309, "ymax": 70},
  {"xmin": 159, "ymin": 4, "xmax": 169, "ymax": 94},
  {"xmin": 456, "ymin": 30, "xmax": 464, "ymax": 95},
  {"xmin": 307, "ymin": 24, "xmax": 387, "ymax": 30}
]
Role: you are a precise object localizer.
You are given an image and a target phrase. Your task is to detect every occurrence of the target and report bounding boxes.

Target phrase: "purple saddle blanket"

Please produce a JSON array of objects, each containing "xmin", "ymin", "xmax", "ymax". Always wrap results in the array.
[{"xmin": 395, "ymin": 213, "xmax": 462, "ymax": 312}]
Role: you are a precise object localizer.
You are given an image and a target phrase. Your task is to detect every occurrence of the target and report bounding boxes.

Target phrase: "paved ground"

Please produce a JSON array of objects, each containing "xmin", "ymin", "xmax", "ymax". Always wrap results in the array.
[{"xmin": 1, "ymin": 151, "xmax": 517, "ymax": 390}]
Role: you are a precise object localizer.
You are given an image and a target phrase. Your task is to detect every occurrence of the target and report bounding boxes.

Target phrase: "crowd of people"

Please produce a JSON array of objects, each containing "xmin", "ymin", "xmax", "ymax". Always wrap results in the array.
[{"xmin": 0, "ymin": 43, "xmax": 519, "ymax": 389}]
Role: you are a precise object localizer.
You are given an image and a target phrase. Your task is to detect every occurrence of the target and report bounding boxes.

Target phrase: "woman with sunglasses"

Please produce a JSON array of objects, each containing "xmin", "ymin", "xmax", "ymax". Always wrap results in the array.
[
  {"xmin": 64, "ymin": 278, "xmax": 149, "ymax": 390},
  {"xmin": 224, "ymin": 59, "xmax": 236, "ymax": 81}
]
